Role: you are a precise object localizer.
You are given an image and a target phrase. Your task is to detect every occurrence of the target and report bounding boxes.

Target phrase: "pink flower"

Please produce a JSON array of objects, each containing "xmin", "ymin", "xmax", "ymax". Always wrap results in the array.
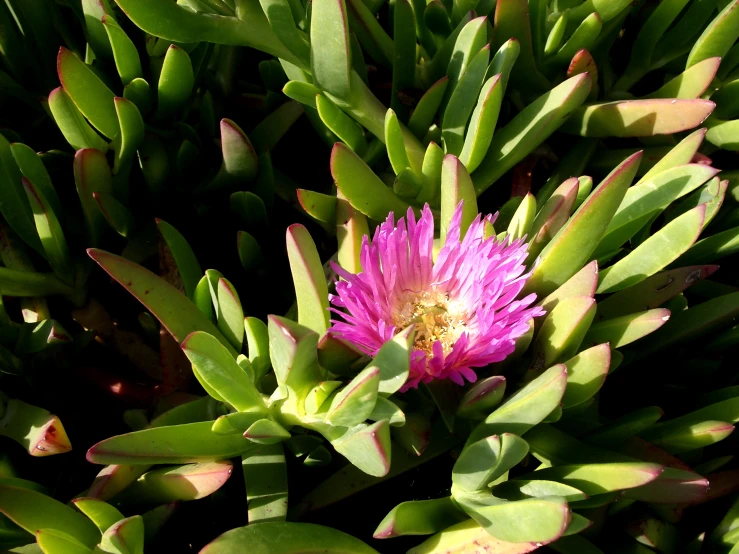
[{"xmin": 329, "ymin": 203, "xmax": 545, "ymax": 390}]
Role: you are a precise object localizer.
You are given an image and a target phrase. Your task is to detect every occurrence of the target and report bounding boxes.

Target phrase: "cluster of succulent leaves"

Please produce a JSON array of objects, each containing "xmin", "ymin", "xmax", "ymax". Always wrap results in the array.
[{"xmin": 0, "ymin": 0, "xmax": 739, "ymax": 552}]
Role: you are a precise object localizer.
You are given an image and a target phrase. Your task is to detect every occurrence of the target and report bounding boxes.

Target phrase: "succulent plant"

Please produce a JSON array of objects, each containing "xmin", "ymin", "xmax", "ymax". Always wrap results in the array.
[{"xmin": 0, "ymin": 0, "xmax": 738, "ymax": 552}]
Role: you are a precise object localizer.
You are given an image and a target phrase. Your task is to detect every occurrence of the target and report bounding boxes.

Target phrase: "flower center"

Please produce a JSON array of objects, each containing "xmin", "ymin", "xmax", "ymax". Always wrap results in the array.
[{"xmin": 392, "ymin": 290, "xmax": 467, "ymax": 356}]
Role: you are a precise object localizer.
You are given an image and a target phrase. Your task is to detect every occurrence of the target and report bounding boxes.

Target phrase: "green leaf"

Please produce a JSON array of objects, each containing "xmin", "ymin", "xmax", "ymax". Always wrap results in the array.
[
  {"xmin": 407, "ymin": 519, "xmax": 556, "ymax": 554},
  {"xmin": 467, "ymin": 364, "xmax": 568, "ymax": 444},
  {"xmin": 48, "ymin": 87, "xmax": 109, "ymax": 152},
  {"xmin": 535, "ymin": 296, "xmax": 596, "ymax": 367},
  {"xmin": 316, "ymin": 95, "xmax": 367, "ymax": 154},
  {"xmin": 99, "ymin": 515, "xmax": 144, "ymax": 554},
  {"xmin": 10, "ymin": 144, "xmax": 62, "ymax": 220},
  {"xmin": 156, "ymin": 45, "xmax": 194, "ymax": 121},
  {"xmin": 336, "ymin": 189, "xmax": 370, "ymax": 273},
  {"xmin": 182, "ymin": 331, "xmax": 266, "ymax": 412},
  {"xmin": 527, "ymin": 178, "xmax": 579, "ymax": 262},
  {"xmin": 552, "ymin": 12, "xmax": 602, "ymax": 66},
  {"xmin": 562, "ymin": 343, "xmax": 610, "ymax": 408},
  {"xmin": 0, "ymin": 267, "xmax": 74, "ymax": 297},
  {"xmin": 310, "ymin": 0, "xmax": 351, "ymax": 100},
  {"xmin": 0, "ymin": 135, "xmax": 42, "ymax": 255},
  {"xmin": 259, "ymin": 0, "xmax": 310, "ymax": 65},
  {"xmin": 472, "ymin": 74, "xmax": 591, "ymax": 195},
  {"xmin": 71, "ymin": 498, "xmax": 124, "ymax": 534},
  {"xmin": 544, "ymin": 12, "xmax": 568, "ymax": 55},
  {"xmin": 506, "ymin": 193, "xmax": 536, "ymax": 241},
  {"xmin": 385, "ymin": 109, "xmax": 413, "ymax": 176},
  {"xmin": 637, "ymin": 128, "xmax": 707, "ymax": 186},
  {"xmin": 94, "ymin": 192, "xmax": 133, "ymax": 237},
  {"xmin": 87, "ymin": 249, "xmax": 235, "ymax": 354},
  {"xmin": 493, "ymin": 480, "xmax": 586, "ymax": 502},
  {"xmin": 155, "ymin": 219, "xmax": 202, "ymax": 300},
  {"xmin": 368, "ymin": 396, "xmax": 405, "ymax": 426},
  {"xmin": 374, "ymin": 497, "xmax": 467, "ymax": 538},
  {"xmin": 452, "ymin": 434, "xmax": 529, "ymax": 491},
  {"xmin": 113, "ymin": 461, "xmax": 233, "ymax": 503},
  {"xmin": 520, "ymin": 462, "xmax": 663, "ymax": 495},
  {"xmin": 286, "ymin": 224, "xmax": 330, "ymax": 336},
  {"xmin": 443, "ymin": 16, "xmax": 488, "ymax": 112},
  {"xmin": 57, "ymin": 47, "xmax": 119, "ymax": 139},
  {"xmin": 442, "ymin": 45, "xmax": 490, "ymax": 157},
  {"xmin": 457, "ymin": 376, "xmax": 506, "ymax": 420},
  {"xmin": 525, "ymin": 152, "xmax": 641, "ymax": 297},
  {"xmin": 86, "ymin": 421, "xmax": 253, "ymax": 465},
  {"xmin": 242, "ymin": 442, "xmax": 288, "ymax": 523},
  {"xmin": 595, "ymin": 163, "xmax": 718, "ymax": 257},
  {"xmin": 214, "ymin": 277, "xmax": 244, "ymax": 351},
  {"xmin": 561, "ymin": 99, "xmax": 715, "ymax": 137},
  {"xmin": 200, "ymin": 522, "xmax": 379, "ymax": 554},
  {"xmin": 408, "ymin": 77, "xmax": 448, "ymax": 140},
  {"xmin": 36, "ymin": 528, "xmax": 95, "ymax": 553},
  {"xmin": 23, "ymin": 178, "xmax": 73, "ymax": 285},
  {"xmin": 268, "ymin": 316, "xmax": 322, "ymax": 396},
  {"xmin": 584, "ymin": 309, "xmax": 671, "ymax": 349},
  {"xmin": 441, "ymin": 155, "xmax": 477, "ymax": 243},
  {"xmin": 597, "ymin": 205, "xmax": 706, "ymax": 293},
  {"xmin": 456, "ymin": 493, "xmax": 569, "ymax": 544},
  {"xmin": 390, "ymin": 0, "xmax": 416, "ymax": 120},
  {"xmin": 102, "ymin": 16, "xmax": 143, "ymax": 85},
  {"xmin": 332, "ymin": 419, "xmax": 392, "ymax": 477},
  {"xmin": 73, "ymin": 148, "xmax": 112, "ymax": 247},
  {"xmin": 645, "ymin": 420, "xmax": 734, "ymax": 454},
  {"xmin": 686, "ymin": 0, "xmax": 739, "ymax": 68},
  {"xmin": 677, "ymin": 225, "xmax": 739, "ymax": 265},
  {"xmin": 0, "ymin": 485, "xmax": 100, "ymax": 548},
  {"xmin": 325, "ymin": 366, "xmax": 380, "ymax": 426},
  {"xmin": 584, "ymin": 406, "xmax": 664, "ymax": 446},
  {"xmin": 645, "ymin": 57, "xmax": 720, "ymax": 99},
  {"xmin": 111, "ymin": 97, "xmax": 144, "ymax": 174},
  {"xmin": 331, "ymin": 143, "xmax": 413, "ymax": 220},
  {"xmin": 459, "ymin": 75, "xmax": 503, "ymax": 173}
]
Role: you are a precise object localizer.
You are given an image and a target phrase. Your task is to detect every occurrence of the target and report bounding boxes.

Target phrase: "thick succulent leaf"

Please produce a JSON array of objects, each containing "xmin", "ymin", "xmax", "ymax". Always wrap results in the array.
[
  {"xmin": 506, "ymin": 193, "xmax": 536, "ymax": 241},
  {"xmin": 456, "ymin": 493, "xmax": 570, "ymax": 544},
  {"xmin": 561, "ymin": 99, "xmax": 715, "ymax": 137},
  {"xmin": 113, "ymin": 0, "xmax": 297, "ymax": 61},
  {"xmin": 156, "ymin": 45, "xmax": 194, "ymax": 121},
  {"xmin": 595, "ymin": 163, "xmax": 718, "ymax": 257},
  {"xmin": 10, "ymin": 144, "xmax": 62, "ymax": 219},
  {"xmin": 268, "ymin": 316, "xmax": 322, "ymax": 396},
  {"xmin": 336, "ymin": 189, "xmax": 369, "ymax": 273},
  {"xmin": 538, "ymin": 260, "xmax": 598, "ymax": 315},
  {"xmin": 551, "ymin": 13, "xmax": 602, "ymax": 66},
  {"xmin": 182, "ymin": 331, "xmax": 266, "ymax": 412},
  {"xmin": 584, "ymin": 407, "xmax": 664, "ymax": 446},
  {"xmin": 325, "ymin": 366, "xmax": 380, "ymax": 426},
  {"xmin": 468, "ymin": 364, "xmax": 567, "ymax": 444},
  {"xmin": 677, "ymin": 225, "xmax": 739, "ymax": 265},
  {"xmin": 623, "ymin": 467, "xmax": 709, "ymax": 504},
  {"xmin": 408, "ymin": 77, "xmax": 449, "ymax": 139},
  {"xmin": 493, "ymin": 480, "xmax": 586, "ymax": 502},
  {"xmin": 452, "ymin": 434, "xmax": 528, "ymax": 491},
  {"xmin": 156, "ymin": 219, "xmax": 202, "ymax": 300},
  {"xmin": 442, "ymin": 46, "xmax": 490, "ymax": 157},
  {"xmin": 535, "ymin": 296, "xmax": 596, "ymax": 366},
  {"xmin": 36, "ymin": 529, "xmax": 95, "ymax": 554},
  {"xmin": 286, "ymin": 224, "xmax": 330, "ymax": 336},
  {"xmin": 644, "ymin": 420, "xmax": 734, "ymax": 454},
  {"xmin": 242, "ymin": 442, "xmax": 288, "ymax": 523},
  {"xmin": 332, "ymin": 420, "xmax": 392, "ymax": 476},
  {"xmin": 374, "ymin": 497, "xmax": 467, "ymax": 538},
  {"xmin": 520, "ymin": 462, "xmax": 663, "ymax": 495},
  {"xmin": 0, "ymin": 485, "xmax": 100, "ymax": 548},
  {"xmin": 57, "ymin": 47, "xmax": 119, "ymax": 139},
  {"xmin": 331, "ymin": 143, "xmax": 413, "ymax": 220},
  {"xmin": 112, "ymin": 461, "xmax": 233, "ymax": 503},
  {"xmin": 441, "ymin": 155, "xmax": 477, "ymax": 242},
  {"xmin": 48, "ymin": 87, "xmax": 109, "ymax": 152},
  {"xmin": 385, "ymin": 109, "xmax": 413, "ymax": 176},
  {"xmin": 472, "ymin": 74, "xmax": 591, "ymax": 195},
  {"xmin": 645, "ymin": 57, "xmax": 720, "ymax": 99},
  {"xmin": 310, "ymin": 0, "xmax": 351, "ymax": 100},
  {"xmin": 88, "ymin": 249, "xmax": 235, "ymax": 354},
  {"xmin": 637, "ymin": 292, "xmax": 739, "ymax": 355},
  {"xmin": 457, "ymin": 376, "xmax": 506, "ymax": 420},
  {"xmin": 561, "ymin": 343, "xmax": 610, "ymax": 408},
  {"xmin": 102, "ymin": 15, "xmax": 143, "ymax": 85},
  {"xmin": 459, "ymin": 75, "xmax": 503, "ymax": 173},
  {"xmin": 316, "ymin": 95, "xmax": 367, "ymax": 154},
  {"xmin": 584, "ymin": 309, "xmax": 671, "ymax": 349},
  {"xmin": 259, "ymin": 0, "xmax": 310, "ymax": 65},
  {"xmin": 71, "ymin": 498, "xmax": 124, "ymax": 534},
  {"xmin": 407, "ymin": 519, "xmax": 555, "ymax": 554},
  {"xmin": 686, "ymin": 0, "xmax": 739, "ymax": 68},
  {"xmin": 74, "ymin": 149, "xmax": 113, "ymax": 247},
  {"xmin": 597, "ymin": 205, "xmax": 706, "ymax": 293},
  {"xmin": 200, "ymin": 522, "xmax": 379, "ymax": 553},
  {"xmin": 86, "ymin": 421, "xmax": 254, "ymax": 465},
  {"xmin": 525, "ymin": 152, "xmax": 640, "ymax": 297},
  {"xmin": 0, "ymin": 136, "xmax": 42, "ymax": 255},
  {"xmin": 99, "ymin": 515, "xmax": 144, "ymax": 554}
]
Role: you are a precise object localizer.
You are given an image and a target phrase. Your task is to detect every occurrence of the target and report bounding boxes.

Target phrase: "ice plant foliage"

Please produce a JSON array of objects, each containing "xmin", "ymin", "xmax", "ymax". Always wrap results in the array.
[{"xmin": 330, "ymin": 203, "xmax": 544, "ymax": 389}]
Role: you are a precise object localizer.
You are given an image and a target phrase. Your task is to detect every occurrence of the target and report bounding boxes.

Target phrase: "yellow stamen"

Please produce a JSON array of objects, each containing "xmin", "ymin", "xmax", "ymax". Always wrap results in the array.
[{"xmin": 392, "ymin": 290, "xmax": 466, "ymax": 355}]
